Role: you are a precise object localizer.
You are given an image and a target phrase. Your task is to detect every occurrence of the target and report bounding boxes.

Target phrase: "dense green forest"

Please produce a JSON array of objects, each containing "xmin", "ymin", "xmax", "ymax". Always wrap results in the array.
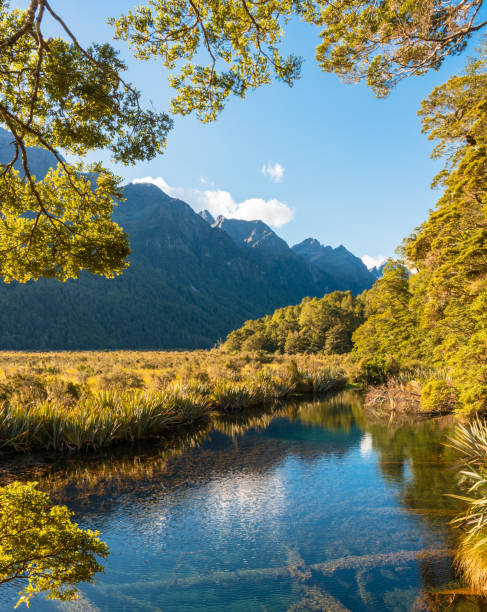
[
  {"xmin": 223, "ymin": 291, "xmax": 364, "ymax": 354},
  {"xmin": 0, "ymin": 178, "xmax": 374, "ymax": 350},
  {"xmin": 225, "ymin": 41, "xmax": 487, "ymax": 415},
  {"xmin": 353, "ymin": 45, "xmax": 487, "ymax": 414}
]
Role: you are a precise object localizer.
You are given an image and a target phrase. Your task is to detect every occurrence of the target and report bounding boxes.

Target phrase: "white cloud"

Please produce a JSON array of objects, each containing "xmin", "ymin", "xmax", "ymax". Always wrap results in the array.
[
  {"xmin": 261, "ymin": 161, "xmax": 285, "ymax": 183},
  {"xmin": 361, "ymin": 255, "xmax": 387, "ymax": 270},
  {"xmin": 132, "ymin": 176, "xmax": 294, "ymax": 228}
]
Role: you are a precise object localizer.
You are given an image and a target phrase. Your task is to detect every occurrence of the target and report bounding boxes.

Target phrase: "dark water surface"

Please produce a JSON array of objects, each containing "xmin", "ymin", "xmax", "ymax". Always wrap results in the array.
[{"xmin": 1, "ymin": 391, "xmax": 486, "ymax": 611}]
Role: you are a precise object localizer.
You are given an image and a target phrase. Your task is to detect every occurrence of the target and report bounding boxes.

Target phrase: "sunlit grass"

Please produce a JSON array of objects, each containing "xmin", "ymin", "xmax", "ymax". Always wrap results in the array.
[
  {"xmin": 0, "ymin": 351, "xmax": 348, "ymax": 453},
  {"xmin": 0, "ymin": 388, "xmax": 209, "ymax": 453},
  {"xmin": 448, "ymin": 419, "xmax": 487, "ymax": 592}
]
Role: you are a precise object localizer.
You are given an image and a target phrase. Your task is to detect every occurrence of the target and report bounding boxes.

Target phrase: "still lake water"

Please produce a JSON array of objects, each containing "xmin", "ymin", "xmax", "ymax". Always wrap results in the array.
[{"xmin": 1, "ymin": 390, "xmax": 486, "ymax": 611}]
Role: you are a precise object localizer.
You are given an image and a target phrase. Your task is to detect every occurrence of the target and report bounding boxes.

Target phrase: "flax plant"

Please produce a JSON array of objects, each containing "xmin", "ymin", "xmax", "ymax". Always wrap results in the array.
[
  {"xmin": 0, "ymin": 351, "xmax": 347, "ymax": 454},
  {"xmin": 448, "ymin": 419, "xmax": 487, "ymax": 592}
]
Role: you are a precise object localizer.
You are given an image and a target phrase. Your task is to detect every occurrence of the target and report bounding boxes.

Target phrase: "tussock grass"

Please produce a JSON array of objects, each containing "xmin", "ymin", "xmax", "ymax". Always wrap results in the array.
[
  {"xmin": 0, "ymin": 351, "xmax": 347, "ymax": 453},
  {"xmin": 448, "ymin": 419, "xmax": 487, "ymax": 592},
  {"xmin": 455, "ymin": 532, "xmax": 487, "ymax": 594},
  {"xmin": 0, "ymin": 388, "xmax": 209, "ymax": 453}
]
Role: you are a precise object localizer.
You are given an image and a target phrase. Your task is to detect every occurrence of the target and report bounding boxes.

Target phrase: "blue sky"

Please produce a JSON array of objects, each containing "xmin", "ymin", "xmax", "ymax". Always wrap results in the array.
[{"xmin": 30, "ymin": 1, "xmax": 484, "ymax": 265}]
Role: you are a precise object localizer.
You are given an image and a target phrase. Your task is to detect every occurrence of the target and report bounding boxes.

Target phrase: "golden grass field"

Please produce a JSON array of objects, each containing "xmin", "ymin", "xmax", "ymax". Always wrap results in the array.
[
  {"xmin": 0, "ymin": 350, "xmax": 350, "ymax": 453},
  {"xmin": 0, "ymin": 350, "xmax": 348, "ymax": 395}
]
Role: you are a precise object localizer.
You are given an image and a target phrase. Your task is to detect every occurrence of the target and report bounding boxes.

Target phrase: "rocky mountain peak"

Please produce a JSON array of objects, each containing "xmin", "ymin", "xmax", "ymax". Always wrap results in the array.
[
  {"xmin": 212, "ymin": 216, "xmax": 290, "ymax": 257},
  {"xmin": 199, "ymin": 209, "xmax": 215, "ymax": 224},
  {"xmin": 292, "ymin": 237, "xmax": 376, "ymax": 294}
]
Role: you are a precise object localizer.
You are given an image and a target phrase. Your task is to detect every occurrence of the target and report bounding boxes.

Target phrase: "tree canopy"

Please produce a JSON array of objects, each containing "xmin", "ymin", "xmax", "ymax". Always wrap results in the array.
[
  {"xmin": 352, "ymin": 43, "xmax": 487, "ymax": 412},
  {"xmin": 0, "ymin": 0, "xmax": 171, "ymax": 281},
  {"xmin": 1, "ymin": 0, "xmax": 486, "ymax": 281},
  {"xmin": 223, "ymin": 290, "xmax": 364, "ymax": 354},
  {"xmin": 0, "ymin": 481, "xmax": 108, "ymax": 608}
]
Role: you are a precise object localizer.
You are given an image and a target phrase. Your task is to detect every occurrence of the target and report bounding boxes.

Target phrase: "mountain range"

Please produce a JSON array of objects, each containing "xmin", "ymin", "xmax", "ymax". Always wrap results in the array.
[
  {"xmin": 0, "ymin": 130, "xmax": 378, "ymax": 349},
  {"xmin": 292, "ymin": 238, "xmax": 378, "ymax": 295},
  {"xmin": 0, "ymin": 128, "xmax": 59, "ymax": 178}
]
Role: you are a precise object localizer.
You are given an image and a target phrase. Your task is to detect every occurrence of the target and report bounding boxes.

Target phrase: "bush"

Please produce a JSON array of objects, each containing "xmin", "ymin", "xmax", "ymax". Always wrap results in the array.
[
  {"xmin": 0, "ymin": 374, "xmax": 47, "ymax": 404},
  {"xmin": 420, "ymin": 377, "xmax": 457, "ymax": 412},
  {"xmin": 0, "ymin": 481, "xmax": 108, "ymax": 608},
  {"xmin": 100, "ymin": 370, "xmax": 144, "ymax": 391},
  {"xmin": 356, "ymin": 356, "xmax": 393, "ymax": 386},
  {"xmin": 46, "ymin": 380, "xmax": 82, "ymax": 405}
]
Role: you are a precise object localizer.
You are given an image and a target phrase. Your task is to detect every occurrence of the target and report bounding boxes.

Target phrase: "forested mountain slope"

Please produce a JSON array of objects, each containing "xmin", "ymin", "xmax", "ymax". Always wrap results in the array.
[
  {"xmin": 0, "ymin": 183, "xmax": 326, "ymax": 349},
  {"xmin": 0, "ymin": 129, "xmax": 373, "ymax": 349},
  {"xmin": 293, "ymin": 238, "xmax": 376, "ymax": 294},
  {"xmin": 208, "ymin": 215, "xmax": 335, "ymax": 299}
]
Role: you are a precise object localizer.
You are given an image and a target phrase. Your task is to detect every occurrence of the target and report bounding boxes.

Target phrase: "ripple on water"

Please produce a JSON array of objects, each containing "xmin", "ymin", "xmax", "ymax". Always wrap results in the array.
[{"xmin": 1, "ymin": 392, "xmax": 484, "ymax": 611}]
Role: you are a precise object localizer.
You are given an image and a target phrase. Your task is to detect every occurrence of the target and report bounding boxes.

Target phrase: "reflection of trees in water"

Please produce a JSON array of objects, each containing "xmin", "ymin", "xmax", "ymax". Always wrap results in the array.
[
  {"xmin": 0, "ymin": 392, "xmax": 365, "ymax": 517},
  {"xmin": 0, "ymin": 393, "xmax": 464, "ymax": 529},
  {"xmin": 0, "ymin": 424, "xmax": 211, "ymax": 516},
  {"xmin": 366, "ymin": 416, "xmax": 460, "ymax": 509},
  {"xmin": 212, "ymin": 389, "xmax": 365, "ymax": 436},
  {"xmin": 0, "ymin": 397, "xmax": 463, "ymax": 513},
  {"xmin": 0, "ymin": 390, "xmax": 484, "ymax": 609},
  {"xmin": 290, "ymin": 390, "xmax": 366, "ymax": 432},
  {"xmin": 363, "ymin": 416, "xmax": 487, "ymax": 609}
]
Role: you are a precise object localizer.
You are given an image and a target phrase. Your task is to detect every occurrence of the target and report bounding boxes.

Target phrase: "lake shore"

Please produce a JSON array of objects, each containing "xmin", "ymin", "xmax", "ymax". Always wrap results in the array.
[{"xmin": 0, "ymin": 350, "xmax": 348, "ymax": 454}]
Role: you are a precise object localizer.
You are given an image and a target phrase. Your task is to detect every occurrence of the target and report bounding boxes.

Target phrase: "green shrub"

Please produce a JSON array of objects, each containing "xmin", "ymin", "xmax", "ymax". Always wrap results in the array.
[
  {"xmin": 356, "ymin": 356, "xmax": 392, "ymax": 385},
  {"xmin": 420, "ymin": 377, "xmax": 457, "ymax": 412}
]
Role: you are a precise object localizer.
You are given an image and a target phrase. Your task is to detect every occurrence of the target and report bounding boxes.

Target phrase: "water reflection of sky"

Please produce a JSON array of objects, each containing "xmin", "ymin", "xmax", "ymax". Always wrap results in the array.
[
  {"xmin": 0, "ymin": 392, "xmax": 477, "ymax": 611},
  {"xmin": 360, "ymin": 432, "xmax": 373, "ymax": 456}
]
